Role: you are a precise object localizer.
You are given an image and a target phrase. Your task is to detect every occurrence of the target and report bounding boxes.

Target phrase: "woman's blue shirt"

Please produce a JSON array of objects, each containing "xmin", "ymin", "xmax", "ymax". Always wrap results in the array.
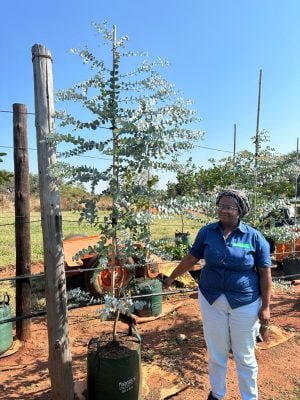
[{"xmin": 189, "ymin": 221, "xmax": 271, "ymax": 309}]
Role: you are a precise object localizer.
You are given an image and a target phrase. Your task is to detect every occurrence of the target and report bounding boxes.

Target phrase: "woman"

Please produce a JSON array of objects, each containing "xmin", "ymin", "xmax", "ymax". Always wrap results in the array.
[{"xmin": 164, "ymin": 189, "xmax": 272, "ymax": 400}]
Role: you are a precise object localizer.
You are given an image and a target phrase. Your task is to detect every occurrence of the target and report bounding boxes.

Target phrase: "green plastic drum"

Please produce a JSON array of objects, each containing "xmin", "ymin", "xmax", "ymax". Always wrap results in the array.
[
  {"xmin": 0, "ymin": 295, "xmax": 13, "ymax": 355},
  {"xmin": 133, "ymin": 278, "xmax": 163, "ymax": 317}
]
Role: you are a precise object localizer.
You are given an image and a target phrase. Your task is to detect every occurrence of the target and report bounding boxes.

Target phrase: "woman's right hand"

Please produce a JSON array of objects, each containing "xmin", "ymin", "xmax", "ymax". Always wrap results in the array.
[
  {"xmin": 163, "ymin": 276, "xmax": 174, "ymax": 289},
  {"xmin": 162, "ymin": 254, "xmax": 199, "ymax": 290}
]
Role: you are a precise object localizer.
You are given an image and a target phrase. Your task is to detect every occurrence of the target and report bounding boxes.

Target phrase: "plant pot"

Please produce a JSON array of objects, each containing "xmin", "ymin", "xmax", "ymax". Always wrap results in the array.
[
  {"xmin": 87, "ymin": 330, "xmax": 142, "ymax": 400},
  {"xmin": 132, "ymin": 278, "xmax": 162, "ymax": 317},
  {"xmin": 0, "ymin": 295, "xmax": 13, "ymax": 355},
  {"xmin": 175, "ymin": 231, "xmax": 191, "ymax": 247},
  {"xmin": 282, "ymin": 257, "xmax": 300, "ymax": 280}
]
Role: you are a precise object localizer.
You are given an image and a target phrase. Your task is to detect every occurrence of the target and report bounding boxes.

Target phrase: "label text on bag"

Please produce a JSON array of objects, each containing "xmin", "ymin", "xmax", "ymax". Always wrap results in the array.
[{"xmin": 119, "ymin": 376, "xmax": 136, "ymax": 393}]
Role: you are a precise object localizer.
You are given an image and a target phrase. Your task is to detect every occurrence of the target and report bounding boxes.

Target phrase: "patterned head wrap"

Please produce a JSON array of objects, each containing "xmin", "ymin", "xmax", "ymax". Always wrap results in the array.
[{"xmin": 216, "ymin": 189, "xmax": 250, "ymax": 217}]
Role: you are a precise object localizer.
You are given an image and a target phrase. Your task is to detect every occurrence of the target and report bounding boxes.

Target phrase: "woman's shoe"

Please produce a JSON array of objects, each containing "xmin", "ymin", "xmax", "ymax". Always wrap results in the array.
[{"xmin": 207, "ymin": 392, "xmax": 219, "ymax": 400}]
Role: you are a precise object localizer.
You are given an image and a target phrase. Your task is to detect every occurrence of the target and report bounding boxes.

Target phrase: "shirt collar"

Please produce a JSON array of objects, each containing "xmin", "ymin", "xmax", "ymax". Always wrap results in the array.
[{"xmin": 210, "ymin": 220, "xmax": 248, "ymax": 233}]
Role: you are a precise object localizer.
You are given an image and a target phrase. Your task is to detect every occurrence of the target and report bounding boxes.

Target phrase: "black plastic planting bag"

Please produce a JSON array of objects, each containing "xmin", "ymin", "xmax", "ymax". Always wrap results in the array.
[
  {"xmin": 87, "ymin": 329, "xmax": 142, "ymax": 400},
  {"xmin": 282, "ymin": 257, "xmax": 300, "ymax": 280}
]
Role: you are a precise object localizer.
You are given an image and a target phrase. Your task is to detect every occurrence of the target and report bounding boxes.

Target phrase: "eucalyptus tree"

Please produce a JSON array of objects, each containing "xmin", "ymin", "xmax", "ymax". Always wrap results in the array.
[{"xmin": 55, "ymin": 22, "xmax": 203, "ymax": 292}]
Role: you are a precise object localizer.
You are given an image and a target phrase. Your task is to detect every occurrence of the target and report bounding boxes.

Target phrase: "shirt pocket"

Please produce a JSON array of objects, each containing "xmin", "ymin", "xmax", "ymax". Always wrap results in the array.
[
  {"xmin": 203, "ymin": 243, "xmax": 225, "ymax": 265},
  {"xmin": 225, "ymin": 245, "xmax": 254, "ymax": 268}
]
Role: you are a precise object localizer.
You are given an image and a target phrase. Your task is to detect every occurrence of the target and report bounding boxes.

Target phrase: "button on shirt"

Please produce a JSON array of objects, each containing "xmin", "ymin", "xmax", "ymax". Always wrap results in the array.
[{"xmin": 189, "ymin": 221, "xmax": 271, "ymax": 309}]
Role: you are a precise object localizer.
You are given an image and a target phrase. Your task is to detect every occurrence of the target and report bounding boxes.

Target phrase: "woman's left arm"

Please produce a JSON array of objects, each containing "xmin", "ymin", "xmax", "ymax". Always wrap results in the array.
[{"xmin": 257, "ymin": 267, "xmax": 272, "ymax": 323}]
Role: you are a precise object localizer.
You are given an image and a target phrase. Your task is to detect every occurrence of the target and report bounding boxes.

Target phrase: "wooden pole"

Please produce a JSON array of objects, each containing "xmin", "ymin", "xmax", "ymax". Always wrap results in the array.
[
  {"xmin": 111, "ymin": 25, "xmax": 118, "ymax": 295},
  {"xmin": 254, "ymin": 69, "xmax": 262, "ymax": 222},
  {"xmin": 297, "ymin": 139, "xmax": 300, "ymax": 200},
  {"xmin": 254, "ymin": 69, "xmax": 262, "ymax": 167},
  {"xmin": 13, "ymin": 103, "xmax": 32, "ymax": 341},
  {"xmin": 292, "ymin": 138, "xmax": 299, "ymax": 253},
  {"xmin": 31, "ymin": 44, "xmax": 74, "ymax": 400},
  {"xmin": 233, "ymin": 123, "xmax": 237, "ymax": 163},
  {"xmin": 233, "ymin": 123, "xmax": 237, "ymax": 187}
]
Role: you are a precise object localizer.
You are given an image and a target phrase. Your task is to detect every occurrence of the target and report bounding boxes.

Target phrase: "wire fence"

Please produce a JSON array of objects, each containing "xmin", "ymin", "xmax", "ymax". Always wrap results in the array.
[
  {"xmin": 1, "ymin": 109, "xmax": 299, "ymax": 331},
  {"xmin": 0, "ymin": 286, "xmax": 200, "ymax": 325},
  {"xmin": 1, "ymin": 206, "xmax": 297, "ymax": 329},
  {"xmin": 0, "ymin": 269, "xmax": 299, "ymax": 325},
  {"xmin": 0, "ymin": 219, "xmax": 202, "ymax": 227},
  {"xmin": 2, "ymin": 261, "xmax": 299, "ymax": 283}
]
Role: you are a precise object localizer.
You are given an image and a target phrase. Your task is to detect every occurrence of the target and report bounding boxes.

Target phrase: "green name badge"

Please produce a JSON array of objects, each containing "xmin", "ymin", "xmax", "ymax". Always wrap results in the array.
[{"xmin": 232, "ymin": 242, "xmax": 252, "ymax": 249}]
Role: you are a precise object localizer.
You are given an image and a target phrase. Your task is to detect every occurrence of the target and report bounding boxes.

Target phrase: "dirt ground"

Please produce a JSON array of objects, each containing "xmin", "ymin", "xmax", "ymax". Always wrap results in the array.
[{"xmin": 0, "ymin": 265, "xmax": 299, "ymax": 400}]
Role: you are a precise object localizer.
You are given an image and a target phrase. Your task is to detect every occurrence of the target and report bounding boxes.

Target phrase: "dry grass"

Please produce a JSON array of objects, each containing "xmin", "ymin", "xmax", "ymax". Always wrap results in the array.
[
  {"xmin": 0, "ymin": 195, "xmax": 206, "ymax": 266},
  {"xmin": 0, "ymin": 193, "xmax": 113, "ymax": 213},
  {"xmin": 0, "ymin": 193, "xmax": 14, "ymax": 212}
]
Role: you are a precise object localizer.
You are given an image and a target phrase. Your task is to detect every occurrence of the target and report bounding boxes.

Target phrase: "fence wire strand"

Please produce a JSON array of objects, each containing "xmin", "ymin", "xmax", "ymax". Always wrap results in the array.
[{"xmin": 1, "ymin": 272, "xmax": 299, "ymax": 325}]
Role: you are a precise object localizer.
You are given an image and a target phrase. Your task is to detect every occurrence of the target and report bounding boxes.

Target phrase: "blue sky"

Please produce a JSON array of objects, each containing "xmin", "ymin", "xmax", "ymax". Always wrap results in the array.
[{"xmin": 1, "ymin": 1, "xmax": 300, "ymax": 188}]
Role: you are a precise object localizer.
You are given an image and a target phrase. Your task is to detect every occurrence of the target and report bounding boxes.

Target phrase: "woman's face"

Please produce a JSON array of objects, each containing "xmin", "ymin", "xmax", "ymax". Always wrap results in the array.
[{"xmin": 217, "ymin": 195, "xmax": 240, "ymax": 225}]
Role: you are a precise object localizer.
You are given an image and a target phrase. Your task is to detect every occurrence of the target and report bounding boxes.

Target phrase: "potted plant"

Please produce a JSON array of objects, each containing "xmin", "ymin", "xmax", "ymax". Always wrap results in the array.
[
  {"xmin": 262, "ymin": 224, "xmax": 300, "ymax": 278},
  {"xmin": 55, "ymin": 22, "xmax": 202, "ymax": 399},
  {"xmin": 87, "ymin": 294, "xmax": 145, "ymax": 400}
]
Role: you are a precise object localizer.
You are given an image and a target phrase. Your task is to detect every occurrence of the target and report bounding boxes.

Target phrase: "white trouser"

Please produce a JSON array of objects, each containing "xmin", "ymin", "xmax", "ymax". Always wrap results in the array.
[{"xmin": 198, "ymin": 291, "xmax": 261, "ymax": 400}]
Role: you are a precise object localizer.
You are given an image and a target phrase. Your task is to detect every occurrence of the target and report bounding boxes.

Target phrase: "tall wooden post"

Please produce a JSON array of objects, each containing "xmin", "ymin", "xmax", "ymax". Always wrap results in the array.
[
  {"xmin": 111, "ymin": 24, "xmax": 118, "ymax": 295},
  {"xmin": 233, "ymin": 123, "xmax": 237, "ymax": 188},
  {"xmin": 32, "ymin": 44, "xmax": 74, "ymax": 400},
  {"xmin": 13, "ymin": 103, "xmax": 32, "ymax": 341},
  {"xmin": 254, "ymin": 69, "xmax": 262, "ymax": 222},
  {"xmin": 254, "ymin": 69, "xmax": 262, "ymax": 167}
]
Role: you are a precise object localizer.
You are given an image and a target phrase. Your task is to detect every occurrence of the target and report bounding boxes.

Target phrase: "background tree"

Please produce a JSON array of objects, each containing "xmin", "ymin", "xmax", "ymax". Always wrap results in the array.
[
  {"xmin": 162, "ymin": 130, "xmax": 300, "ymax": 245},
  {"xmin": 0, "ymin": 170, "xmax": 14, "ymax": 194},
  {"xmin": 166, "ymin": 157, "xmax": 201, "ymax": 198},
  {"xmin": 169, "ymin": 131, "xmax": 297, "ymax": 202},
  {"xmin": 0, "ymin": 153, "xmax": 13, "ymax": 186}
]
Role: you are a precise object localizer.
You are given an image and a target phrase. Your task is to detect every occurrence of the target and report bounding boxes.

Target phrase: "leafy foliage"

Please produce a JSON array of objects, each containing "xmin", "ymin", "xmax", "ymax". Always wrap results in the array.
[
  {"xmin": 55, "ymin": 22, "xmax": 202, "ymax": 338},
  {"xmin": 56, "ymin": 22, "xmax": 202, "ymax": 263},
  {"xmin": 0, "ymin": 153, "xmax": 13, "ymax": 186},
  {"xmin": 166, "ymin": 131, "xmax": 300, "ymax": 251},
  {"xmin": 166, "ymin": 157, "xmax": 201, "ymax": 198},
  {"xmin": 168, "ymin": 131, "xmax": 297, "ymax": 202},
  {"xmin": 156, "ymin": 239, "xmax": 190, "ymax": 261}
]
